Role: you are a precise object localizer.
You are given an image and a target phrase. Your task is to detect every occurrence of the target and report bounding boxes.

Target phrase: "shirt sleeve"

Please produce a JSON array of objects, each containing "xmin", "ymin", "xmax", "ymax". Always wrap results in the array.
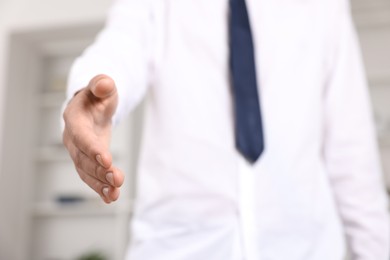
[
  {"xmin": 66, "ymin": 0, "xmax": 154, "ymax": 124},
  {"xmin": 323, "ymin": 3, "xmax": 390, "ymax": 260}
]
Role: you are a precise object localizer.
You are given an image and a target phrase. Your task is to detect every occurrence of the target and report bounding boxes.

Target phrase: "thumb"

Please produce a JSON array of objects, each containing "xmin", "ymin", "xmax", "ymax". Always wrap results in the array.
[{"xmin": 89, "ymin": 74, "xmax": 117, "ymax": 99}]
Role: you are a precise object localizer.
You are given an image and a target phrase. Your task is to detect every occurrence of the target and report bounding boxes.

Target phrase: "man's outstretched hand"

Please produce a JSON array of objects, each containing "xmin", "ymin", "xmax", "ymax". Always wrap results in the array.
[{"xmin": 63, "ymin": 75, "xmax": 124, "ymax": 204}]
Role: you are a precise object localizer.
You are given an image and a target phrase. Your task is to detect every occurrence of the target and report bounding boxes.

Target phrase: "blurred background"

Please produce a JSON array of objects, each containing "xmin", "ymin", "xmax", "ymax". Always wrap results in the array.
[{"xmin": 0, "ymin": 0, "xmax": 389, "ymax": 259}]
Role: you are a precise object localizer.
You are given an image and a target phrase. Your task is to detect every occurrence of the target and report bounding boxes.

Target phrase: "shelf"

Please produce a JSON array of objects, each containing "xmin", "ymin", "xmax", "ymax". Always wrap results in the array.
[
  {"xmin": 352, "ymin": 0, "xmax": 390, "ymax": 28},
  {"xmin": 36, "ymin": 145, "xmax": 70, "ymax": 162},
  {"xmin": 31, "ymin": 199, "xmax": 133, "ymax": 218},
  {"xmin": 379, "ymin": 135, "xmax": 390, "ymax": 149},
  {"xmin": 36, "ymin": 91, "xmax": 66, "ymax": 108},
  {"xmin": 368, "ymin": 75, "xmax": 390, "ymax": 88}
]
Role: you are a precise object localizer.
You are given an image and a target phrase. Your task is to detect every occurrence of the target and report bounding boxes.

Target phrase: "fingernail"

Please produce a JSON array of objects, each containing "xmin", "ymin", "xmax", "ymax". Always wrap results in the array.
[
  {"xmin": 96, "ymin": 155, "xmax": 104, "ymax": 166},
  {"xmin": 102, "ymin": 187, "xmax": 109, "ymax": 198},
  {"xmin": 106, "ymin": 172, "xmax": 114, "ymax": 186}
]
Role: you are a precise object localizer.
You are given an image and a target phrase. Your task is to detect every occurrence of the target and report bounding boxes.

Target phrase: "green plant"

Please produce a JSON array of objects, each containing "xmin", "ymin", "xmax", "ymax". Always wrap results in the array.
[{"xmin": 77, "ymin": 251, "xmax": 107, "ymax": 260}]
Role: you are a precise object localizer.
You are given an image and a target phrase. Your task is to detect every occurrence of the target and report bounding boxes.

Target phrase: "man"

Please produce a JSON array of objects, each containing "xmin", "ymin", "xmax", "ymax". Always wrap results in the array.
[{"xmin": 62, "ymin": 0, "xmax": 389, "ymax": 259}]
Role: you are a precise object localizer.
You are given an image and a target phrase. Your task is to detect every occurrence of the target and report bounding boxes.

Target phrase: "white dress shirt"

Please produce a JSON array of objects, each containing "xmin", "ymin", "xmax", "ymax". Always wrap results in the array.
[{"xmin": 67, "ymin": 0, "xmax": 390, "ymax": 259}]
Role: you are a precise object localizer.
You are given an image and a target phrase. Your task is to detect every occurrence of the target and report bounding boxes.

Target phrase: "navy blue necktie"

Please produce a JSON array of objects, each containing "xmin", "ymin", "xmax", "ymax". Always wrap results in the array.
[{"xmin": 229, "ymin": 0, "xmax": 264, "ymax": 163}]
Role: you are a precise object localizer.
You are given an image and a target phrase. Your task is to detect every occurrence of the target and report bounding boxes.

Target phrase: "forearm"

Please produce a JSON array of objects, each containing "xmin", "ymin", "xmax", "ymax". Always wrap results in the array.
[{"xmin": 67, "ymin": 0, "xmax": 153, "ymax": 124}]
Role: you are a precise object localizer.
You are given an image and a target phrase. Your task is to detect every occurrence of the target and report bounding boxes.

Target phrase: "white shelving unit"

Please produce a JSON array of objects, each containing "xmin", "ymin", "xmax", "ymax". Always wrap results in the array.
[{"xmin": 2, "ymin": 24, "xmax": 143, "ymax": 260}]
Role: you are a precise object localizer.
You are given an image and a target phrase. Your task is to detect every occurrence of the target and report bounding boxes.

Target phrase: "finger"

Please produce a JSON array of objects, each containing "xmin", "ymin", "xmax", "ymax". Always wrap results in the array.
[
  {"xmin": 63, "ymin": 125, "xmax": 112, "ymax": 169},
  {"xmin": 86, "ymin": 76, "xmax": 118, "ymax": 125},
  {"xmin": 86, "ymin": 75, "xmax": 118, "ymax": 124},
  {"xmin": 63, "ymin": 86, "xmax": 116, "ymax": 167},
  {"xmin": 65, "ymin": 75, "xmax": 117, "ymax": 124},
  {"xmin": 111, "ymin": 167, "xmax": 125, "ymax": 188},
  {"xmin": 77, "ymin": 168, "xmax": 121, "ymax": 203},
  {"xmin": 64, "ymin": 129, "xmax": 119, "ymax": 186},
  {"xmin": 64, "ymin": 116, "xmax": 112, "ymax": 169},
  {"xmin": 88, "ymin": 74, "xmax": 117, "ymax": 99}
]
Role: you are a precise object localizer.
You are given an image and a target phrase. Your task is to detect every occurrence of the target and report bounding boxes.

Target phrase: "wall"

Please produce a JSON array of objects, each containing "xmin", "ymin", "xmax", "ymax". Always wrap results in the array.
[{"xmin": 0, "ymin": 1, "xmax": 111, "ymax": 259}]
